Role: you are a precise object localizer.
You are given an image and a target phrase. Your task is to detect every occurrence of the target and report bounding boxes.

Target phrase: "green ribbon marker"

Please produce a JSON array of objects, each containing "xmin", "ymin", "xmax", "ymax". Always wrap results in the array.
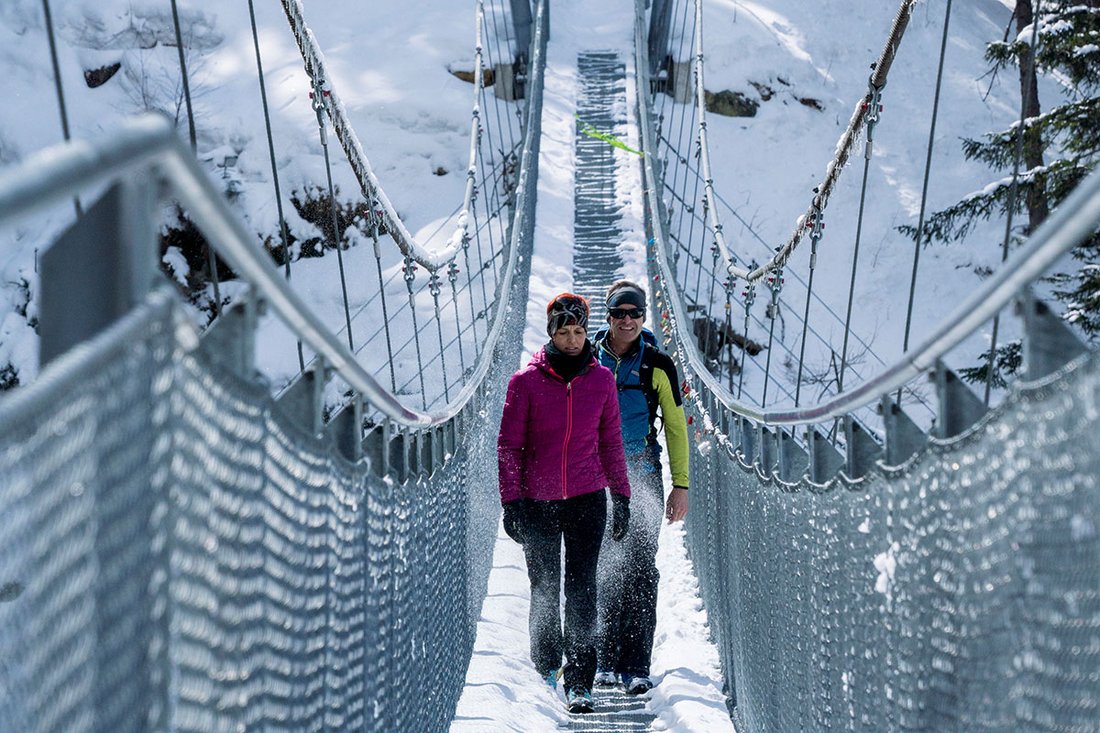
[{"xmin": 575, "ymin": 114, "xmax": 644, "ymax": 156}]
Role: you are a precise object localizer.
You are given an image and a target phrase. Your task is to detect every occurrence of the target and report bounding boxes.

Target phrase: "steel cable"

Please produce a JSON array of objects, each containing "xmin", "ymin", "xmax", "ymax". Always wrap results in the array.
[
  {"xmin": 901, "ymin": 0, "xmax": 955, "ymax": 357},
  {"xmin": 279, "ymin": 0, "xmax": 485, "ymax": 271},
  {"xmin": 838, "ymin": 83, "xmax": 884, "ymax": 394},
  {"xmin": 40, "ymin": 0, "xmax": 81, "ymax": 218},
  {"xmin": 169, "ymin": 0, "xmax": 221, "ymax": 317},
  {"xmin": 246, "ymin": 0, "xmax": 304, "ymax": 371}
]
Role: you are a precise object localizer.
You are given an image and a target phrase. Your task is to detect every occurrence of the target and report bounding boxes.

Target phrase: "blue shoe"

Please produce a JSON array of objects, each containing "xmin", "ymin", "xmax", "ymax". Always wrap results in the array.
[
  {"xmin": 593, "ymin": 670, "xmax": 619, "ymax": 687},
  {"xmin": 565, "ymin": 687, "xmax": 594, "ymax": 714},
  {"xmin": 622, "ymin": 673, "xmax": 653, "ymax": 695},
  {"xmin": 544, "ymin": 668, "xmax": 561, "ymax": 689}
]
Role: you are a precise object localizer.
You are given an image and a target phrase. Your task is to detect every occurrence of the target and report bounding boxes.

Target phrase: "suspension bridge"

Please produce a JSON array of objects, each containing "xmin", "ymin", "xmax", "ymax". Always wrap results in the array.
[{"xmin": 0, "ymin": 0, "xmax": 1097, "ymax": 731}]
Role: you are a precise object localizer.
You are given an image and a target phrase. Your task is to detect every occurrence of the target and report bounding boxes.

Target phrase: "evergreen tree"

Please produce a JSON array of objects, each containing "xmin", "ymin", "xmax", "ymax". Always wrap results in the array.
[{"xmin": 901, "ymin": 1, "xmax": 1100, "ymax": 382}]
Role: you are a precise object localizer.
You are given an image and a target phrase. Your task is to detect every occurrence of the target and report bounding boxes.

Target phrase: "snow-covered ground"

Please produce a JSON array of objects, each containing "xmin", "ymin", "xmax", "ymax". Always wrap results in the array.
[{"xmin": 452, "ymin": 472, "xmax": 734, "ymax": 732}]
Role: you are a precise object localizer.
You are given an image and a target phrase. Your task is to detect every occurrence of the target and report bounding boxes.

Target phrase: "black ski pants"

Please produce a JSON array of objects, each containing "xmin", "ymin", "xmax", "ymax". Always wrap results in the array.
[
  {"xmin": 523, "ymin": 489, "xmax": 606, "ymax": 692},
  {"xmin": 596, "ymin": 448, "xmax": 663, "ymax": 677}
]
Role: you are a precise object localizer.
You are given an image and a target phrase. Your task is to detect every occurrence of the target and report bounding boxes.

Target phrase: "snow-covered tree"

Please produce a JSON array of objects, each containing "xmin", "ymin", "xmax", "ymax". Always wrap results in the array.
[{"xmin": 902, "ymin": 1, "xmax": 1100, "ymax": 364}]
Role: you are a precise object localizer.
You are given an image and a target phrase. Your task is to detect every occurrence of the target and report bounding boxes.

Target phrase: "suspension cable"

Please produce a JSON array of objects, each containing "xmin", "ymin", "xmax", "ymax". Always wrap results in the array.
[
  {"xmin": 634, "ymin": 0, "xmax": 1100, "ymax": 426},
  {"xmin": 738, "ymin": 280, "xmax": 755, "ymax": 399},
  {"xmin": 483, "ymin": 4, "xmax": 522, "ymax": 170},
  {"xmin": 41, "ymin": 0, "xmax": 80, "ymax": 218},
  {"xmin": 657, "ymin": 131, "xmax": 888, "ymax": 368},
  {"xmin": 690, "ymin": 0, "xmax": 734, "ymax": 279},
  {"xmin": 368, "ymin": 205, "xmax": 398, "ymax": 391},
  {"xmin": 794, "ymin": 207, "xmax": 824, "ymax": 405},
  {"xmin": 839, "ymin": 80, "xmax": 884, "ymax": 393},
  {"xmin": 652, "ymin": 0, "xmax": 923, "ymax": 407},
  {"xmin": 430, "ymin": 272, "xmax": 450, "ymax": 403},
  {"xmin": 663, "ymin": 0, "xmax": 697, "ymax": 274},
  {"xmin": 247, "ymin": 0, "xmax": 304, "ymax": 371},
  {"xmin": 169, "ymin": 0, "xmax": 221, "ymax": 317},
  {"xmin": 985, "ymin": 0, "xmax": 1044, "ymax": 404},
  {"xmin": 404, "ymin": 256, "xmax": 429, "ymax": 409},
  {"xmin": 761, "ymin": 266, "xmax": 784, "ymax": 408},
  {"xmin": 448, "ymin": 261, "xmax": 467, "ymax": 380},
  {"xmin": 681, "ymin": 3, "xmax": 706, "ymax": 299},
  {"xmin": 901, "ymin": 0, "xmax": 954, "ymax": 357},
  {"xmin": 309, "ymin": 73, "xmax": 356, "ymax": 351}
]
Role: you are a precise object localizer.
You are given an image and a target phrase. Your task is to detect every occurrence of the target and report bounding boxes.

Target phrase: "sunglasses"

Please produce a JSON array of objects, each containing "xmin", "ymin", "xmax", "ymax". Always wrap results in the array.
[{"xmin": 608, "ymin": 307, "xmax": 645, "ymax": 320}]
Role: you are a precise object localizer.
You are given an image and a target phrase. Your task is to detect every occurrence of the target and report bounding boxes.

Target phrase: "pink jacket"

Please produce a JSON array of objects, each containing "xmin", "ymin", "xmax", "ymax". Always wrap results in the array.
[{"xmin": 497, "ymin": 347, "xmax": 631, "ymax": 504}]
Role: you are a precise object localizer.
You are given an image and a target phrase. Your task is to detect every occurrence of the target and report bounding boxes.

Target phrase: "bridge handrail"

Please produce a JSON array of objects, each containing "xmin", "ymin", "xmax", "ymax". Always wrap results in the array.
[
  {"xmin": 687, "ymin": 0, "xmax": 735, "ymax": 279},
  {"xmin": 635, "ymin": 0, "xmax": 1100, "ymax": 427},
  {"xmin": 0, "ymin": 0, "xmax": 545, "ymax": 424},
  {"xmin": 0, "ymin": 116, "xmax": 427, "ymax": 425}
]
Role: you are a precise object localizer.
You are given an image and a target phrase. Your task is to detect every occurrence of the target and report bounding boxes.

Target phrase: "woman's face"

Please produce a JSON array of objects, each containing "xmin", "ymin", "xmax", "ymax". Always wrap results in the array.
[{"xmin": 552, "ymin": 324, "xmax": 587, "ymax": 356}]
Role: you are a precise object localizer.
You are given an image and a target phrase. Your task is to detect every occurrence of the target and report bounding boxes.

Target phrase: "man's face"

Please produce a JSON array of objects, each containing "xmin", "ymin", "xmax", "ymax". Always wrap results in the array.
[{"xmin": 607, "ymin": 305, "xmax": 645, "ymax": 345}]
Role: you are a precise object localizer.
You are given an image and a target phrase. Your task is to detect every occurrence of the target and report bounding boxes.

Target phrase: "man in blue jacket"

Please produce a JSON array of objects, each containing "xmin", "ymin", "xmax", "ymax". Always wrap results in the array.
[{"xmin": 592, "ymin": 280, "xmax": 690, "ymax": 695}]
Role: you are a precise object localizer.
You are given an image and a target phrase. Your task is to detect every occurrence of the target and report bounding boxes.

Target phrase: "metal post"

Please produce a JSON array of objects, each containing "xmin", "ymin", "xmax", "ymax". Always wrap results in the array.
[
  {"xmin": 777, "ymin": 429, "xmax": 808, "ymax": 483},
  {"xmin": 1019, "ymin": 293, "xmax": 1086, "ymax": 380},
  {"xmin": 933, "ymin": 360, "xmax": 986, "ymax": 439},
  {"xmin": 275, "ymin": 360, "xmax": 326, "ymax": 435},
  {"xmin": 198, "ymin": 296, "xmax": 259, "ymax": 377},
  {"xmin": 326, "ymin": 394, "xmax": 364, "ymax": 462},
  {"xmin": 40, "ymin": 177, "xmax": 156, "ymax": 365},
  {"xmin": 757, "ymin": 424, "xmax": 777, "ymax": 475},
  {"xmin": 509, "ymin": 0, "xmax": 533, "ymax": 60},
  {"xmin": 389, "ymin": 428, "xmax": 412, "ymax": 484},
  {"xmin": 647, "ymin": 0, "xmax": 675, "ymax": 76},
  {"xmin": 880, "ymin": 395, "xmax": 927, "ymax": 467},
  {"xmin": 807, "ymin": 427, "xmax": 844, "ymax": 483},
  {"xmin": 738, "ymin": 415, "xmax": 756, "ymax": 465},
  {"xmin": 843, "ymin": 416, "xmax": 882, "ymax": 479},
  {"xmin": 363, "ymin": 422, "xmax": 392, "ymax": 478}
]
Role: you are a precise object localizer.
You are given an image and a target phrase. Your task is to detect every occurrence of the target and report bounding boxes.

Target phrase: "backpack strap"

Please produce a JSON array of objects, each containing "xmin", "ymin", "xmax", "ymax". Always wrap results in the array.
[{"xmin": 638, "ymin": 344, "xmax": 661, "ymax": 444}]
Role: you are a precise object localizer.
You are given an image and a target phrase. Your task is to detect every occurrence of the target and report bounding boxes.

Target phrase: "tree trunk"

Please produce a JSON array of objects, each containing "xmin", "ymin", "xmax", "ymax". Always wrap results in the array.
[{"xmin": 1015, "ymin": 0, "xmax": 1049, "ymax": 233}]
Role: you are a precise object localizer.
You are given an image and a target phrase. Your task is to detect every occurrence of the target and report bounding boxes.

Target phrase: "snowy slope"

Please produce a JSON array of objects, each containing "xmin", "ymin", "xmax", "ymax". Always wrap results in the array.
[
  {"xmin": 693, "ymin": 0, "xmax": 1036, "ymax": 378},
  {"xmin": 0, "ymin": 0, "xmax": 1041, "ymax": 393}
]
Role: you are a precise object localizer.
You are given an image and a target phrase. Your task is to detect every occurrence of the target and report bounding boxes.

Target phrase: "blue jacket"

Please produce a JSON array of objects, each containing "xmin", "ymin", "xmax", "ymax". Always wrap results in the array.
[{"xmin": 593, "ymin": 327, "xmax": 690, "ymax": 487}]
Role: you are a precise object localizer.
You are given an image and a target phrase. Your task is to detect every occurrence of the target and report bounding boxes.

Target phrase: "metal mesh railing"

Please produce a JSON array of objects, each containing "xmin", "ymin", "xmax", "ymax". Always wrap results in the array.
[
  {"xmin": 0, "ymin": 282, "xmax": 527, "ymax": 732},
  {"xmin": 682, "ymin": 350, "xmax": 1100, "ymax": 732},
  {"xmin": 0, "ymin": 296, "xmax": 175, "ymax": 733}
]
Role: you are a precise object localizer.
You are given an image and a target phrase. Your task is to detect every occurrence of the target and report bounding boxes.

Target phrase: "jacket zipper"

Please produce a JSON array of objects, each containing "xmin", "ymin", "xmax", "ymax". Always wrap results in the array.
[
  {"xmin": 562, "ymin": 381, "xmax": 573, "ymax": 499},
  {"xmin": 602, "ymin": 342, "xmax": 623, "ymax": 385}
]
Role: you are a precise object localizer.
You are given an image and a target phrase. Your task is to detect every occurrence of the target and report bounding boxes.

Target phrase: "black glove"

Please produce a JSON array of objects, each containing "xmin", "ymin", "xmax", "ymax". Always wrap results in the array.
[
  {"xmin": 502, "ymin": 500, "xmax": 525, "ymax": 544},
  {"xmin": 611, "ymin": 494, "xmax": 630, "ymax": 542}
]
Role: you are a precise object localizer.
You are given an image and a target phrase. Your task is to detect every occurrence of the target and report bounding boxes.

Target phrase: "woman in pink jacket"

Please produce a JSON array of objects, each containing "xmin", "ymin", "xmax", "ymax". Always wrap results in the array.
[{"xmin": 497, "ymin": 293, "xmax": 632, "ymax": 714}]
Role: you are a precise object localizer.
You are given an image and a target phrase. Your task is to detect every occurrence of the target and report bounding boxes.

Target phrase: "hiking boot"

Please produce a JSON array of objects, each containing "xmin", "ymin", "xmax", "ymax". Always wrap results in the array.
[
  {"xmin": 565, "ymin": 687, "xmax": 595, "ymax": 714},
  {"xmin": 622, "ymin": 673, "xmax": 653, "ymax": 695},
  {"xmin": 593, "ymin": 670, "xmax": 619, "ymax": 687},
  {"xmin": 543, "ymin": 668, "xmax": 561, "ymax": 689}
]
